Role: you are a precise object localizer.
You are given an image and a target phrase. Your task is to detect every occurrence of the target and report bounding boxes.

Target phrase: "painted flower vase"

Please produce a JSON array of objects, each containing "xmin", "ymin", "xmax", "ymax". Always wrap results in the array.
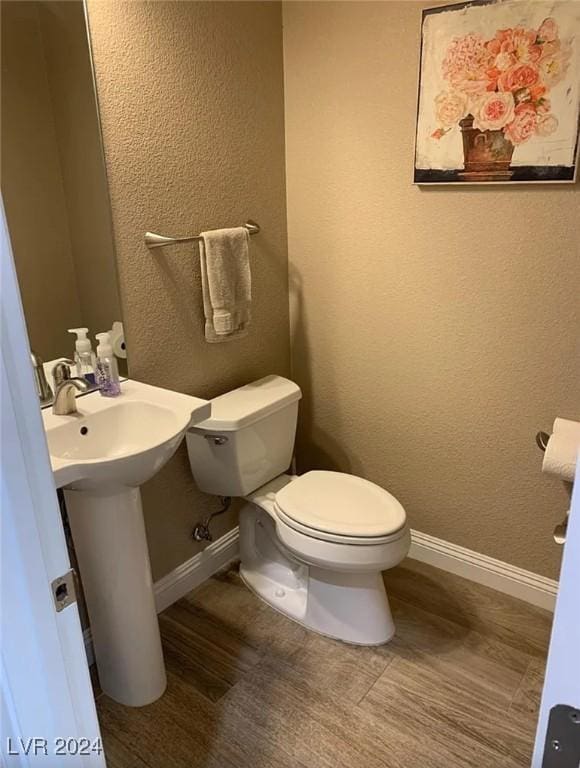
[{"xmin": 458, "ymin": 115, "xmax": 515, "ymax": 182}]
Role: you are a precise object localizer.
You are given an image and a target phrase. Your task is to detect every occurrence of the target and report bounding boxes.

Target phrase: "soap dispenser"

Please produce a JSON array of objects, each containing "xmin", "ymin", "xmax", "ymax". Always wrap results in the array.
[
  {"xmin": 68, "ymin": 327, "xmax": 96, "ymax": 385},
  {"xmin": 95, "ymin": 332, "xmax": 121, "ymax": 397}
]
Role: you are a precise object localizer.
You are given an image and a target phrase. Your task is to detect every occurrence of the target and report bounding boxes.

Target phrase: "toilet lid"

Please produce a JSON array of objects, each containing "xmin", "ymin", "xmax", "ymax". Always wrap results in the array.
[{"xmin": 274, "ymin": 471, "xmax": 406, "ymax": 538}]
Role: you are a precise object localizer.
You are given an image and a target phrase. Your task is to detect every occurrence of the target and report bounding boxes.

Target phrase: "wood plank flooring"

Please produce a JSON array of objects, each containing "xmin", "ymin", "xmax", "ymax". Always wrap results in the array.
[{"xmin": 95, "ymin": 559, "xmax": 552, "ymax": 768}]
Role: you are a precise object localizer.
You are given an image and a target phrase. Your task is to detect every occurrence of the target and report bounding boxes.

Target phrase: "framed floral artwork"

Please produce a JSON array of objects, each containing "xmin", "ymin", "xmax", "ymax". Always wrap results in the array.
[{"xmin": 414, "ymin": 0, "xmax": 580, "ymax": 184}]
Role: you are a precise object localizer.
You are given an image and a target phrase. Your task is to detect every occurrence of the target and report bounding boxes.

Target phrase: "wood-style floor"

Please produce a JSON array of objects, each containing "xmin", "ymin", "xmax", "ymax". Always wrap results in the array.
[{"xmin": 95, "ymin": 559, "xmax": 552, "ymax": 768}]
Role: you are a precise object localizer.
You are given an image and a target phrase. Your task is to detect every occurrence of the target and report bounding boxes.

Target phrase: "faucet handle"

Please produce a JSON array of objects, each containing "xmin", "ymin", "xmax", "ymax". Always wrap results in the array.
[
  {"xmin": 30, "ymin": 351, "xmax": 53, "ymax": 405},
  {"xmin": 52, "ymin": 359, "xmax": 75, "ymax": 387}
]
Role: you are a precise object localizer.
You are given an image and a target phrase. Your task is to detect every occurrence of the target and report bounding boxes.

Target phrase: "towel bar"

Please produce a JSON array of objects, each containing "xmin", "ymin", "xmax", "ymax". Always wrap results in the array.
[{"xmin": 145, "ymin": 220, "xmax": 260, "ymax": 249}]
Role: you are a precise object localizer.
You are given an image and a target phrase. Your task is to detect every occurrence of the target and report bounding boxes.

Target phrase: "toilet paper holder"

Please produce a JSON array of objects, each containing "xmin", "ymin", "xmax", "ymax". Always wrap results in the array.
[
  {"xmin": 536, "ymin": 428, "xmax": 571, "ymax": 545},
  {"xmin": 536, "ymin": 431, "xmax": 550, "ymax": 452}
]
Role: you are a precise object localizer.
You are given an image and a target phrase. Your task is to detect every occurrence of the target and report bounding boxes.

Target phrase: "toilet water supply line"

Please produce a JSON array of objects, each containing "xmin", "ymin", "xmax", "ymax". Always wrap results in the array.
[
  {"xmin": 191, "ymin": 456, "xmax": 299, "ymax": 542},
  {"xmin": 192, "ymin": 496, "xmax": 232, "ymax": 542}
]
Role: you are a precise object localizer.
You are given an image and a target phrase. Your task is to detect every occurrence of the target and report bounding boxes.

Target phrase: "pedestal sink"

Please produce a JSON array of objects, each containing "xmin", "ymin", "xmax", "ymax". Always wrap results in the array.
[{"xmin": 42, "ymin": 380, "xmax": 210, "ymax": 707}]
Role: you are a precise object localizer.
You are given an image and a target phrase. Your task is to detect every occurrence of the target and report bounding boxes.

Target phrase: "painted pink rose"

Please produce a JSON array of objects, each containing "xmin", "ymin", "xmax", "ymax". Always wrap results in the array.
[
  {"xmin": 540, "ymin": 39, "xmax": 563, "ymax": 60},
  {"xmin": 435, "ymin": 90, "xmax": 467, "ymax": 127},
  {"xmin": 536, "ymin": 113, "xmax": 559, "ymax": 137},
  {"xmin": 454, "ymin": 74, "xmax": 494, "ymax": 95},
  {"xmin": 487, "ymin": 27, "xmax": 541, "ymax": 64},
  {"xmin": 473, "ymin": 92, "xmax": 515, "ymax": 131},
  {"xmin": 494, "ymin": 51, "xmax": 516, "ymax": 71},
  {"xmin": 539, "ymin": 46, "xmax": 571, "ymax": 87},
  {"xmin": 498, "ymin": 62, "xmax": 539, "ymax": 92},
  {"xmin": 509, "ymin": 27, "xmax": 542, "ymax": 62},
  {"xmin": 504, "ymin": 103, "xmax": 538, "ymax": 144},
  {"xmin": 538, "ymin": 18, "xmax": 558, "ymax": 43}
]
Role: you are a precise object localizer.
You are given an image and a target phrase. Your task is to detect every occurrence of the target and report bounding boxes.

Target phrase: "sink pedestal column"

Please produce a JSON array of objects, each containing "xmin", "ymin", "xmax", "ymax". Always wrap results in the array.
[{"xmin": 65, "ymin": 486, "xmax": 166, "ymax": 707}]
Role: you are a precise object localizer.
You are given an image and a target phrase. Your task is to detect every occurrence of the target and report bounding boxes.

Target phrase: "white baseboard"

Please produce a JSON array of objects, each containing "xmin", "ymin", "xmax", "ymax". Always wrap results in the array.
[
  {"xmin": 409, "ymin": 529, "xmax": 558, "ymax": 612},
  {"xmin": 84, "ymin": 524, "xmax": 558, "ymax": 665},
  {"xmin": 154, "ymin": 525, "xmax": 240, "ymax": 613}
]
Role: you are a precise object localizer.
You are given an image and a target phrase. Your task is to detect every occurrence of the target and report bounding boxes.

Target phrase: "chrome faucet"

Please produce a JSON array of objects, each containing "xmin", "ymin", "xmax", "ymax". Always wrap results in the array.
[
  {"xmin": 30, "ymin": 351, "xmax": 53, "ymax": 405},
  {"xmin": 52, "ymin": 361, "xmax": 90, "ymax": 415}
]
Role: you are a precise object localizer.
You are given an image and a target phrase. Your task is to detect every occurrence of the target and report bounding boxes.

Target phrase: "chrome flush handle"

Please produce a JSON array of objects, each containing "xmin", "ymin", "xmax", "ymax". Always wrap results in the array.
[{"xmin": 204, "ymin": 435, "xmax": 228, "ymax": 446}]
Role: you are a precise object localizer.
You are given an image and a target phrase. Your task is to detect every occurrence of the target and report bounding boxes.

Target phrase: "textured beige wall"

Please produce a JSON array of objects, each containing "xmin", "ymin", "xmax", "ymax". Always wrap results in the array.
[
  {"xmin": 86, "ymin": 1, "xmax": 290, "ymax": 579},
  {"xmin": 1, "ymin": 2, "xmax": 81, "ymax": 361},
  {"xmin": 283, "ymin": 1, "xmax": 579, "ymax": 579}
]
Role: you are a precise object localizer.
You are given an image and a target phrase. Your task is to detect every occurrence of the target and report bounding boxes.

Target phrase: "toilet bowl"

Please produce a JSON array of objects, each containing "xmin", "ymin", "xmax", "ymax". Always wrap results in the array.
[{"xmin": 186, "ymin": 375, "xmax": 410, "ymax": 645}]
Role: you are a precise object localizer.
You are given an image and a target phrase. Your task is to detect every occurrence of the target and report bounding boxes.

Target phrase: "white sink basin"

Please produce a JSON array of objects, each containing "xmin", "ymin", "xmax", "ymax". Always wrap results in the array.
[
  {"xmin": 43, "ymin": 379, "xmax": 210, "ymax": 490},
  {"xmin": 42, "ymin": 379, "xmax": 210, "ymax": 707}
]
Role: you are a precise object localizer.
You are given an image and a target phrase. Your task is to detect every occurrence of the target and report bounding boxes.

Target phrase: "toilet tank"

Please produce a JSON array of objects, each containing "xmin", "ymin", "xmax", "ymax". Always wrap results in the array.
[{"xmin": 186, "ymin": 375, "xmax": 301, "ymax": 497}]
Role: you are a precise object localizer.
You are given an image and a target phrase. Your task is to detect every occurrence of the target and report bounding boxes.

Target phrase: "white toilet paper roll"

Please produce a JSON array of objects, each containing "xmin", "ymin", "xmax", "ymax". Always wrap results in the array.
[
  {"xmin": 553, "ymin": 417, "xmax": 580, "ymax": 441},
  {"xmin": 542, "ymin": 418, "xmax": 580, "ymax": 482},
  {"xmin": 112, "ymin": 334, "xmax": 126, "ymax": 359},
  {"xmin": 110, "ymin": 320, "xmax": 127, "ymax": 359}
]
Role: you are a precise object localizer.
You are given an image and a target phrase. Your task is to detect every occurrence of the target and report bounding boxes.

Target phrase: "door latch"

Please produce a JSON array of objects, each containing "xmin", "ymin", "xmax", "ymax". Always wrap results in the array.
[
  {"xmin": 542, "ymin": 705, "xmax": 580, "ymax": 766},
  {"xmin": 51, "ymin": 569, "xmax": 77, "ymax": 612}
]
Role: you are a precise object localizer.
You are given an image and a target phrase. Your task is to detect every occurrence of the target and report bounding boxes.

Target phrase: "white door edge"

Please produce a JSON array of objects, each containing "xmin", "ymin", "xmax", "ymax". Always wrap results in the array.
[
  {"xmin": 1, "ymin": 199, "xmax": 105, "ymax": 767},
  {"xmin": 532, "ymin": 463, "xmax": 580, "ymax": 766}
]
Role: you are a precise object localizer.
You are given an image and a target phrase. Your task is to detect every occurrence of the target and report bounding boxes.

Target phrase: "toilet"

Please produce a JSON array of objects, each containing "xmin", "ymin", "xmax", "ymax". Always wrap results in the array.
[{"xmin": 186, "ymin": 375, "xmax": 410, "ymax": 645}]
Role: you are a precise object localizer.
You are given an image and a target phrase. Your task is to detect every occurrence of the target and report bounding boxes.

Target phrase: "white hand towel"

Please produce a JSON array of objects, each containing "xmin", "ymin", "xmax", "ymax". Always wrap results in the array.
[
  {"xmin": 199, "ymin": 227, "xmax": 251, "ymax": 343},
  {"xmin": 542, "ymin": 417, "xmax": 580, "ymax": 482}
]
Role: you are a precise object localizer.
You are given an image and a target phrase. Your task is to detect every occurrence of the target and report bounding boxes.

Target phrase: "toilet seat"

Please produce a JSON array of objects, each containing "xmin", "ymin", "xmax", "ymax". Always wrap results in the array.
[
  {"xmin": 273, "ymin": 470, "xmax": 406, "ymax": 544},
  {"xmin": 275, "ymin": 507, "xmax": 409, "ymax": 546}
]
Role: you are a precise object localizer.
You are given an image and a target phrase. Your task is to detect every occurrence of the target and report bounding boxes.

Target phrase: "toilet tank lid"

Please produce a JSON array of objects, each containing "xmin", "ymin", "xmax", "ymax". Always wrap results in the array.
[{"xmin": 192, "ymin": 375, "xmax": 301, "ymax": 431}]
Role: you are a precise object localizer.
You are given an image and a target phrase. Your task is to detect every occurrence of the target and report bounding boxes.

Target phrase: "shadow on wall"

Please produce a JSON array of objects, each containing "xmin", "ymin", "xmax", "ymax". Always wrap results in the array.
[
  {"xmin": 152, "ymin": 247, "xmax": 203, "ymax": 341},
  {"xmin": 289, "ymin": 263, "xmax": 364, "ymax": 478}
]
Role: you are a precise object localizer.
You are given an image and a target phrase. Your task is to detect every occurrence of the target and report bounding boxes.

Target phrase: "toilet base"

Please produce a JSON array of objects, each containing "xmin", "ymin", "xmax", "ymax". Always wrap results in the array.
[
  {"xmin": 239, "ymin": 504, "xmax": 395, "ymax": 646},
  {"xmin": 240, "ymin": 564, "xmax": 394, "ymax": 646}
]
